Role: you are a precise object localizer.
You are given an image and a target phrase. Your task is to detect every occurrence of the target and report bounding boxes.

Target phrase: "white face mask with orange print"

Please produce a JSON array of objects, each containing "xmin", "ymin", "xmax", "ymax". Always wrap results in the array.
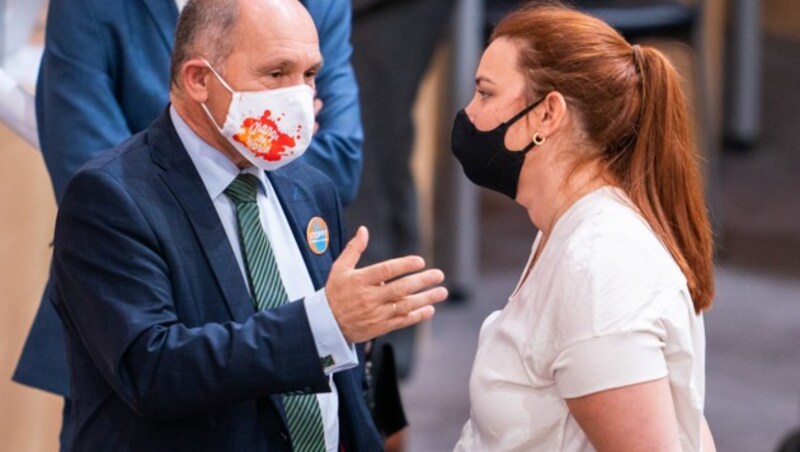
[{"xmin": 201, "ymin": 61, "xmax": 315, "ymax": 171}]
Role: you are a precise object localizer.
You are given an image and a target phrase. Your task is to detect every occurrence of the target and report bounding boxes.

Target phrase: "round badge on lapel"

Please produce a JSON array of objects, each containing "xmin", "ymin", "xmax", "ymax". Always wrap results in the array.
[{"xmin": 306, "ymin": 216, "xmax": 329, "ymax": 255}]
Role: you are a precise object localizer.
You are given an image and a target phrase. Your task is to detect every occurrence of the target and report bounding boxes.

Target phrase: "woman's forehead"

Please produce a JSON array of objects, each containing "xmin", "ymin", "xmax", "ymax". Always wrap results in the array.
[{"xmin": 477, "ymin": 38, "xmax": 527, "ymax": 90}]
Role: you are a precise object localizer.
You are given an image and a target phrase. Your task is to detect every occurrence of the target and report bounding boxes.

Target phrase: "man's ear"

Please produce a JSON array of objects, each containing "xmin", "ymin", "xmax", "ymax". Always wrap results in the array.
[
  {"xmin": 180, "ymin": 59, "xmax": 211, "ymax": 103},
  {"xmin": 537, "ymin": 91, "xmax": 568, "ymax": 137}
]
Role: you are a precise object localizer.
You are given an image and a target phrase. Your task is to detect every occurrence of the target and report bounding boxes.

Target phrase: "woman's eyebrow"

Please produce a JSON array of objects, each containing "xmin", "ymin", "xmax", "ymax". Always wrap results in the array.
[{"xmin": 475, "ymin": 75, "xmax": 496, "ymax": 86}]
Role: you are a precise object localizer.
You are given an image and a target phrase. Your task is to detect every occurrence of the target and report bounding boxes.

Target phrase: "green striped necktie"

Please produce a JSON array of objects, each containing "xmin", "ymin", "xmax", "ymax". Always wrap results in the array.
[{"xmin": 225, "ymin": 174, "xmax": 326, "ymax": 452}]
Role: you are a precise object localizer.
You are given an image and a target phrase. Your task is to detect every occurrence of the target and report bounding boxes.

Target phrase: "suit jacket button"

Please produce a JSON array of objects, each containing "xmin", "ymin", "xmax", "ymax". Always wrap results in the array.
[
  {"xmin": 303, "ymin": 386, "xmax": 312, "ymax": 394},
  {"xmin": 280, "ymin": 431, "xmax": 289, "ymax": 442}
]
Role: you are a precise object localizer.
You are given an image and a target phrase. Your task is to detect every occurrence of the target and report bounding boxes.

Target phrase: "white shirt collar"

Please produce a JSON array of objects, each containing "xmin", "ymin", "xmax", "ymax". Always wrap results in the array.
[
  {"xmin": 175, "ymin": 0, "xmax": 188, "ymax": 12},
  {"xmin": 169, "ymin": 105, "xmax": 269, "ymax": 200}
]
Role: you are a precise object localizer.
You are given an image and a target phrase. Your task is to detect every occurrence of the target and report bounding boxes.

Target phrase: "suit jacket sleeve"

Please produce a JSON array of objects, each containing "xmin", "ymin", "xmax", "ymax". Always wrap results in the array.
[
  {"xmin": 36, "ymin": 0, "xmax": 135, "ymax": 203},
  {"xmin": 304, "ymin": 0, "xmax": 363, "ymax": 206},
  {"xmin": 53, "ymin": 167, "xmax": 330, "ymax": 421}
]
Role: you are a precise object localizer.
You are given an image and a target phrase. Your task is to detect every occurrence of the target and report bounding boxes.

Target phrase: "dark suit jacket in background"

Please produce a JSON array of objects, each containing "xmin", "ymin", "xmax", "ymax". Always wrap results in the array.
[
  {"xmin": 15, "ymin": 0, "xmax": 363, "ymax": 399},
  {"xmin": 49, "ymin": 110, "xmax": 382, "ymax": 451},
  {"xmin": 348, "ymin": 0, "xmax": 455, "ymax": 264}
]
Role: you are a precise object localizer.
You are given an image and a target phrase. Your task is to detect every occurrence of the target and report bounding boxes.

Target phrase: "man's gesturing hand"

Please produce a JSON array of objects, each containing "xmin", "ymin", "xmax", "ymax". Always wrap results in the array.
[{"xmin": 325, "ymin": 226, "xmax": 448, "ymax": 343}]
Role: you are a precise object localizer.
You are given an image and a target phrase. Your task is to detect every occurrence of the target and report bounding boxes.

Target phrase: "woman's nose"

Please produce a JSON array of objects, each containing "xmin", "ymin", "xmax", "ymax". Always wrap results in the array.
[{"xmin": 464, "ymin": 100, "xmax": 477, "ymax": 122}]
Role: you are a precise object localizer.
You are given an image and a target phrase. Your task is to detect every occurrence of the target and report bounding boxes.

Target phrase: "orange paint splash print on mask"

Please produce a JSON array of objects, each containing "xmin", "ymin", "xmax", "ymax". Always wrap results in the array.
[{"xmin": 233, "ymin": 110, "xmax": 303, "ymax": 161}]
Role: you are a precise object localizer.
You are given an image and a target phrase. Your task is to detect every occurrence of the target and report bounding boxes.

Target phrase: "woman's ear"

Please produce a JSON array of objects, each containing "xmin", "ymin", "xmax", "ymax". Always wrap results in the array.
[
  {"xmin": 537, "ymin": 91, "xmax": 568, "ymax": 137},
  {"xmin": 180, "ymin": 59, "xmax": 211, "ymax": 103}
]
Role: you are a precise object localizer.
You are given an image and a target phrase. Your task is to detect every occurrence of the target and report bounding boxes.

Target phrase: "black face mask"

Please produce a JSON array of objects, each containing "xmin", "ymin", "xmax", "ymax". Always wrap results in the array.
[{"xmin": 451, "ymin": 98, "xmax": 544, "ymax": 199}]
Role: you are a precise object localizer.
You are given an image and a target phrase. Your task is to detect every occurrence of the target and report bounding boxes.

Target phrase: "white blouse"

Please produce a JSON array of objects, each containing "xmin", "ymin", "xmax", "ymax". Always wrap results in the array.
[{"xmin": 455, "ymin": 187, "xmax": 706, "ymax": 451}]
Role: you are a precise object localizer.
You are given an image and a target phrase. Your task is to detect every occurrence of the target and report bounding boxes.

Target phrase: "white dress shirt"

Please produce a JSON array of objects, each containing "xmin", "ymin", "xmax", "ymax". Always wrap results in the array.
[
  {"xmin": 170, "ymin": 106, "xmax": 356, "ymax": 452},
  {"xmin": 174, "ymin": 0, "xmax": 188, "ymax": 12}
]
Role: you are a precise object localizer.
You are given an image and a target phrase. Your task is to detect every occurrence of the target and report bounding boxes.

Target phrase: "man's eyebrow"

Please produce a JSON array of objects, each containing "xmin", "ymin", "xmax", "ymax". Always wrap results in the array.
[
  {"xmin": 308, "ymin": 59, "xmax": 323, "ymax": 72},
  {"xmin": 257, "ymin": 60, "xmax": 294, "ymax": 74},
  {"xmin": 257, "ymin": 58, "xmax": 324, "ymax": 74}
]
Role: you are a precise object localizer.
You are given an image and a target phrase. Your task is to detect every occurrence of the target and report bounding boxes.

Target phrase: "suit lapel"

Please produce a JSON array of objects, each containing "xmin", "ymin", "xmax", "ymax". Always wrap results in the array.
[
  {"xmin": 148, "ymin": 111, "xmax": 254, "ymax": 323},
  {"xmin": 140, "ymin": 0, "xmax": 179, "ymax": 50}
]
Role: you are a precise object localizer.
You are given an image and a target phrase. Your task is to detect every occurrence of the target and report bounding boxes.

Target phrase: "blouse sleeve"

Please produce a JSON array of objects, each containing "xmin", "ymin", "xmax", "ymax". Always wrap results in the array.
[
  {"xmin": 540, "ymin": 198, "xmax": 689, "ymax": 399},
  {"xmin": 551, "ymin": 329, "xmax": 668, "ymax": 398}
]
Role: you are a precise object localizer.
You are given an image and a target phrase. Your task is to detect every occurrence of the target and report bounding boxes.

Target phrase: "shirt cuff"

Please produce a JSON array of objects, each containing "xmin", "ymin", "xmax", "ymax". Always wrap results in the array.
[{"xmin": 304, "ymin": 289, "xmax": 358, "ymax": 375}]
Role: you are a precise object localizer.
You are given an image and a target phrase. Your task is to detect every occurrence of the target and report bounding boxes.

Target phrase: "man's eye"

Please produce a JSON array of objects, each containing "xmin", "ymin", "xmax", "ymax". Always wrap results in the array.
[
  {"xmin": 269, "ymin": 71, "xmax": 283, "ymax": 79},
  {"xmin": 477, "ymin": 90, "xmax": 490, "ymax": 99},
  {"xmin": 304, "ymin": 71, "xmax": 317, "ymax": 79}
]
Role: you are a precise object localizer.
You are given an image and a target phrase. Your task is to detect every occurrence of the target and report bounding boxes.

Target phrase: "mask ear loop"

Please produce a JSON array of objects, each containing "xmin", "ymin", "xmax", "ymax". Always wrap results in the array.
[
  {"xmin": 203, "ymin": 60, "xmax": 236, "ymax": 94},
  {"xmin": 505, "ymin": 96, "xmax": 546, "ymax": 154},
  {"xmin": 200, "ymin": 103, "xmax": 225, "ymax": 134},
  {"xmin": 518, "ymin": 133, "xmax": 543, "ymax": 154},
  {"xmin": 502, "ymin": 96, "xmax": 545, "ymax": 128},
  {"xmin": 200, "ymin": 60, "xmax": 236, "ymax": 134}
]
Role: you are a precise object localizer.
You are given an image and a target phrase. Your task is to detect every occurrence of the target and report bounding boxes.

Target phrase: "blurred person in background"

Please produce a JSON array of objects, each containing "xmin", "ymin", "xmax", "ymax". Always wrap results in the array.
[
  {"xmin": 348, "ymin": 0, "xmax": 455, "ymax": 449},
  {"xmin": 450, "ymin": 3, "xmax": 717, "ymax": 451}
]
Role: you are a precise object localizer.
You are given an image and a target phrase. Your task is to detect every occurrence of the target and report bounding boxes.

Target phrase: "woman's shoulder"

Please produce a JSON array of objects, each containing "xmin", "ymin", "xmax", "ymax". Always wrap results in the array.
[
  {"xmin": 541, "ymin": 188, "xmax": 688, "ymax": 335},
  {"xmin": 553, "ymin": 187, "xmax": 685, "ymax": 285}
]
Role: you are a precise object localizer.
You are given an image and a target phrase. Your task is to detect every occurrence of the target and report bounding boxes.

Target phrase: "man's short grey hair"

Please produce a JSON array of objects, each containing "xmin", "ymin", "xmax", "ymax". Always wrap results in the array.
[{"xmin": 170, "ymin": 0, "xmax": 238, "ymax": 86}]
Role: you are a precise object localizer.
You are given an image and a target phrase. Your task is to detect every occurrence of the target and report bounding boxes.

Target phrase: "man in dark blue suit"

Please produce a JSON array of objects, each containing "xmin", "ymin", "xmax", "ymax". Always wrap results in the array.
[
  {"xmin": 15, "ymin": 0, "xmax": 366, "ymax": 441},
  {"xmin": 48, "ymin": 0, "xmax": 447, "ymax": 450}
]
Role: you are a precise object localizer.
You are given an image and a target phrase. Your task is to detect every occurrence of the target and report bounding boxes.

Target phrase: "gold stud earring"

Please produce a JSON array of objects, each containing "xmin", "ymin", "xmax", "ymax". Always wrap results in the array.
[{"xmin": 532, "ymin": 132, "xmax": 545, "ymax": 146}]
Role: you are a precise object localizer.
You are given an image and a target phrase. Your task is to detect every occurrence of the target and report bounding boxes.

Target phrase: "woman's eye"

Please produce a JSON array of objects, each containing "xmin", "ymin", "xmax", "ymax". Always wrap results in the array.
[
  {"xmin": 477, "ymin": 90, "xmax": 490, "ymax": 100},
  {"xmin": 269, "ymin": 71, "xmax": 283, "ymax": 79},
  {"xmin": 304, "ymin": 71, "xmax": 317, "ymax": 80}
]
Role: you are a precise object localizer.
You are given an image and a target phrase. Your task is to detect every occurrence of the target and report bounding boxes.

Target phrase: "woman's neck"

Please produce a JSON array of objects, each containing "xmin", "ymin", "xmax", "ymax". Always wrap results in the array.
[
  {"xmin": 524, "ymin": 163, "xmax": 609, "ymax": 239},
  {"xmin": 528, "ymin": 177, "xmax": 605, "ymax": 268}
]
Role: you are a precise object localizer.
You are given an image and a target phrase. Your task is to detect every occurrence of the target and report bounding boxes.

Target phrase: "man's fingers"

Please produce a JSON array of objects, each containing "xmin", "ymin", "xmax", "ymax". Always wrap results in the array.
[
  {"xmin": 334, "ymin": 226, "xmax": 368, "ymax": 271},
  {"xmin": 389, "ymin": 305, "xmax": 436, "ymax": 331},
  {"xmin": 378, "ymin": 269, "xmax": 444, "ymax": 301},
  {"xmin": 392, "ymin": 286, "xmax": 448, "ymax": 316},
  {"xmin": 360, "ymin": 255, "xmax": 427, "ymax": 285}
]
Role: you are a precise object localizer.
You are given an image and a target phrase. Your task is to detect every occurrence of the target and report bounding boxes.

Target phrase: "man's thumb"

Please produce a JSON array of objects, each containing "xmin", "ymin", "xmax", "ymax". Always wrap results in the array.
[{"xmin": 336, "ymin": 226, "xmax": 368, "ymax": 270}]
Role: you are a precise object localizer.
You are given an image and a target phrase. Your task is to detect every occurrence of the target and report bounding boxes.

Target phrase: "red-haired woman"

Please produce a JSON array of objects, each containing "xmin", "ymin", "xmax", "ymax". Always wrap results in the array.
[{"xmin": 451, "ymin": 3, "xmax": 717, "ymax": 451}]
